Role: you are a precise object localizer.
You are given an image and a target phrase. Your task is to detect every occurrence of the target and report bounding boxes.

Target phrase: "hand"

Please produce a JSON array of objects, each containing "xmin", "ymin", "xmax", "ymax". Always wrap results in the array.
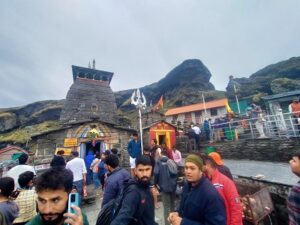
[
  {"xmin": 64, "ymin": 205, "xmax": 84, "ymax": 225},
  {"xmin": 168, "ymin": 212, "xmax": 180, "ymax": 224}
]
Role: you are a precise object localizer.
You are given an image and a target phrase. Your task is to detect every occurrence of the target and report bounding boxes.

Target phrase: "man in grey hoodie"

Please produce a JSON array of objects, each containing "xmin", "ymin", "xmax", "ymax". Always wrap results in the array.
[{"xmin": 154, "ymin": 151, "xmax": 177, "ymax": 225}]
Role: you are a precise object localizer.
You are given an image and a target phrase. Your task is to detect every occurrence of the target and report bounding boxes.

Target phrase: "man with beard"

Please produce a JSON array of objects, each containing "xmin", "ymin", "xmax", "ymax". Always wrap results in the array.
[
  {"xmin": 26, "ymin": 167, "xmax": 89, "ymax": 225},
  {"xmin": 110, "ymin": 155, "xmax": 158, "ymax": 225}
]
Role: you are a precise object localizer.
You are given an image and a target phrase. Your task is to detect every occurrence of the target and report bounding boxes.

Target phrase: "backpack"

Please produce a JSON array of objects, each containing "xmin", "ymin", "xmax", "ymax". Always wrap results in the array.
[
  {"xmin": 166, "ymin": 159, "xmax": 178, "ymax": 176},
  {"xmin": 96, "ymin": 183, "xmax": 146, "ymax": 225}
]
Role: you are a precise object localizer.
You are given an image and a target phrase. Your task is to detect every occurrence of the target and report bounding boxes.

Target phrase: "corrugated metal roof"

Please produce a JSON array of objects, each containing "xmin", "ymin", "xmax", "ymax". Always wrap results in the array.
[
  {"xmin": 261, "ymin": 90, "xmax": 300, "ymax": 101},
  {"xmin": 165, "ymin": 98, "xmax": 228, "ymax": 116}
]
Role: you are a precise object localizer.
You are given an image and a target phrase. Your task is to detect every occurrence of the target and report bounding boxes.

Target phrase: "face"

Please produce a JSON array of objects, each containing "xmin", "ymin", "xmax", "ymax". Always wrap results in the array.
[
  {"xmin": 184, "ymin": 162, "xmax": 202, "ymax": 184},
  {"xmin": 133, "ymin": 135, "xmax": 138, "ymax": 141},
  {"xmin": 37, "ymin": 189, "xmax": 68, "ymax": 224},
  {"xmin": 134, "ymin": 164, "xmax": 152, "ymax": 185},
  {"xmin": 290, "ymin": 156, "xmax": 300, "ymax": 176}
]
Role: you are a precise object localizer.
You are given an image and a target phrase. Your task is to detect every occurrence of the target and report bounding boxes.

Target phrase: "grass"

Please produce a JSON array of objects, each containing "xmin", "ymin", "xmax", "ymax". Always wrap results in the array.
[
  {"xmin": 0, "ymin": 121, "xmax": 61, "ymax": 144},
  {"xmin": 0, "ymin": 111, "xmax": 15, "ymax": 118}
]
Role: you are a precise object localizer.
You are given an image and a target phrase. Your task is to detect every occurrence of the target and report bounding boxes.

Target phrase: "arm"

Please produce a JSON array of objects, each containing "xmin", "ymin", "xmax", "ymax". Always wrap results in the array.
[
  {"xmin": 82, "ymin": 160, "xmax": 87, "ymax": 183},
  {"xmin": 102, "ymin": 178, "xmax": 119, "ymax": 206},
  {"xmin": 110, "ymin": 189, "xmax": 140, "ymax": 225},
  {"xmin": 224, "ymin": 181, "xmax": 243, "ymax": 225}
]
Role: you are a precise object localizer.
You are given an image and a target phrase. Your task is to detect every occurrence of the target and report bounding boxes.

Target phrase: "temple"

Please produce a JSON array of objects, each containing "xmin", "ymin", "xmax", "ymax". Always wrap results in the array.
[{"xmin": 60, "ymin": 65, "xmax": 117, "ymax": 124}]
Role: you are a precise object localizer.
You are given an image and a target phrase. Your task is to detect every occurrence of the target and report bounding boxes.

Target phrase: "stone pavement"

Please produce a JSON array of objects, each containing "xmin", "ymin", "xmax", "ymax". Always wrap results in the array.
[
  {"xmin": 224, "ymin": 159, "xmax": 297, "ymax": 185},
  {"xmin": 82, "ymin": 191, "xmax": 165, "ymax": 225}
]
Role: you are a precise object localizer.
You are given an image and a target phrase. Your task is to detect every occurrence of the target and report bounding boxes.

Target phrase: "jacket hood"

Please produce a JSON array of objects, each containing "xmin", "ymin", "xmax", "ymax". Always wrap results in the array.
[{"xmin": 160, "ymin": 156, "xmax": 169, "ymax": 162}]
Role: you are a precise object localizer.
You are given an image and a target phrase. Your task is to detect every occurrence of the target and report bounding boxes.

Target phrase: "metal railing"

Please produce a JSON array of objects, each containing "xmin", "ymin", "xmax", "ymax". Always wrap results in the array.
[{"xmin": 209, "ymin": 110, "xmax": 300, "ymax": 141}]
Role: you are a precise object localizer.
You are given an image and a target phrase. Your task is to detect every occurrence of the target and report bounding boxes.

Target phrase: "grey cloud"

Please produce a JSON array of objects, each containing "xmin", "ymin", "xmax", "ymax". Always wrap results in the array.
[{"xmin": 0, "ymin": 0, "xmax": 300, "ymax": 108}]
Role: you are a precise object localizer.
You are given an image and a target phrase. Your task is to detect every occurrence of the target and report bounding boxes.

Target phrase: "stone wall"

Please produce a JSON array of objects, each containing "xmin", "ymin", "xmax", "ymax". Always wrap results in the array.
[{"xmin": 201, "ymin": 137, "xmax": 300, "ymax": 163}]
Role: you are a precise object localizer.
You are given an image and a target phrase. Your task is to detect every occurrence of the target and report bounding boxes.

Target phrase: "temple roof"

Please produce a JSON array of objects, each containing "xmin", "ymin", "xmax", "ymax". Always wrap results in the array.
[{"xmin": 72, "ymin": 65, "xmax": 114, "ymax": 84}]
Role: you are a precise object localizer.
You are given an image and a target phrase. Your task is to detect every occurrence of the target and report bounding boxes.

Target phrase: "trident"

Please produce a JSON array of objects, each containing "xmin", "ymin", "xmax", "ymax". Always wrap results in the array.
[{"xmin": 131, "ymin": 89, "xmax": 147, "ymax": 153}]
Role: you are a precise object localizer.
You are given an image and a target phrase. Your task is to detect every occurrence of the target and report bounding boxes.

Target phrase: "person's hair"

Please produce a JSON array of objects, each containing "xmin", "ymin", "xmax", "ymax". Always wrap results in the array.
[
  {"xmin": 203, "ymin": 155, "xmax": 217, "ymax": 169},
  {"xmin": 132, "ymin": 132, "xmax": 138, "ymax": 137},
  {"xmin": 111, "ymin": 148, "xmax": 118, "ymax": 155},
  {"xmin": 104, "ymin": 154, "xmax": 119, "ymax": 169},
  {"xmin": 57, "ymin": 150, "xmax": 65, "ymax": 156},
  {"xmin": 0, "ymin": 177, "xmax": 15, "ymax": 198},
  {"xmin": 19, "ymin": 153, "xmax": 29, "ymax": 165},
  {"xmin": 35, "ymin": 167, "xmax": 73, "ymax": 193},
  {"xmin": 18, "ymin": 171, "xmax": 35, "ymax": 188},
  {"xmin": 135, "ymin": 155, "xmax": 152, "ymax": 167},
  {"xmin": 104, "ymin": 150, "xmax": 111, "ymax": 156},
  {"xmin": 50, "ymin": 155, "xmax": 66, "ymax": 167},
  {"xmin": 95, "ymin": 152, "xmax": 101, "ymax": 159},
  {"xmin": 293, "ymin": 151, "xmax": 300, "ymax": 159},
  {"xmin": 152, "ymin": 139, "xmax": 157, "ymax": 144},
  {"xmin": 71, "ymin": 151, "xmax": 79, "ymax": 157},
  {"xmin": 143, "ymin": 145, "xmax": 151, "ymax": 152}
]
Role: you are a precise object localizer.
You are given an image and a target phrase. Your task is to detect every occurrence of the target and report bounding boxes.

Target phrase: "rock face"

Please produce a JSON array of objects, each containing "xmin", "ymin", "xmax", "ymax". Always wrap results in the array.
[
  {"xmin": 0, "ymin": 100, "xmax": 64, "ymax": 133},
  {"xmin": 226, "ymin": 57, "xmax": 300, "ymax": 100},
  {"xmin": 115, "ymin": 59, "xmax": 219, "ymax": 112}
]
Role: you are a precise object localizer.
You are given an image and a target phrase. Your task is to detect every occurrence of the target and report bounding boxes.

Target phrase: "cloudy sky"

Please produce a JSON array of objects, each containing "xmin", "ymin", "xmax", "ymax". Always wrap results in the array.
[{"xmin": 1, "ymin": 0, "xmax": 300, "ymax": 108}]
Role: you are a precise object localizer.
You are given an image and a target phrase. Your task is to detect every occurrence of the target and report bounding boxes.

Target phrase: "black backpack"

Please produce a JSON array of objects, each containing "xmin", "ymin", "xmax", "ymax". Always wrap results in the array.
[{"xmin": 96, "ymin": 183, "xmax": 146, "ymax": 225}]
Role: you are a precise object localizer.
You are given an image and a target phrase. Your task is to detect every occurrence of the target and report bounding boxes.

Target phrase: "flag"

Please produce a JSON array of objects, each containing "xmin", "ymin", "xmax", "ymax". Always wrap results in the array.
[
  {"xmin": 226, "ymin": 103, "xmax": 233, "ymax": 113},
  {"xmin": 153, "ymin": 96, "xmax": 164, "ymax": 112}
]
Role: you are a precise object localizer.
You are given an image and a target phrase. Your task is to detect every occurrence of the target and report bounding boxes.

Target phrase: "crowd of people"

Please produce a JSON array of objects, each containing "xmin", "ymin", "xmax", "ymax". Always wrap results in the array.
[{"xmin": 1, "ymin": 131, "xmax": 300, "ymax": 225}]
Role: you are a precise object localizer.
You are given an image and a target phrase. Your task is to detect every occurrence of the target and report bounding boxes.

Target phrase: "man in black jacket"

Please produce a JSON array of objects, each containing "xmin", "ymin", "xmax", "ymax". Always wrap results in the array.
[{"xmin": 111, "ymin": 155, "xmax": 158, "ymax": 225}]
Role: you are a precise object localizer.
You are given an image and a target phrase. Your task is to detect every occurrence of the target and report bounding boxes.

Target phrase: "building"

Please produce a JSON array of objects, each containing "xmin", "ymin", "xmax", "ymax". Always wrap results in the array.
[
  {"xmin": 165, "ymin": 98, "xmax": 228, "ymax": 125},
  {"xmin": 262, "ymin": 90, "xmax": 300, "ymax": 115},
  {"xmin": 29, "ymin": 64, "xmax": 135, "ymax": 165},
  {"xmin": 0, "ymin": 145, "xmax": 27, "ymax": 161},
  {"xmin": 143, "ymin": 121, "xmax": 177, "ymax": 149}
]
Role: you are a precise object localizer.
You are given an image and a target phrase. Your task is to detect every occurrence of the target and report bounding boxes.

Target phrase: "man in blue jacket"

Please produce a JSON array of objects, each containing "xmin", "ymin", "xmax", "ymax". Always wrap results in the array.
[
  {"xmin": 127, "ymin": 132, "xmax": 142, "ymax": 176},
  {"xmin": 168, "ymin": 154, "xmax": 226, "ymax": 225},
  {"xmin": 102, "ymin": 154, "xmax": 130, "ymax": 207}
]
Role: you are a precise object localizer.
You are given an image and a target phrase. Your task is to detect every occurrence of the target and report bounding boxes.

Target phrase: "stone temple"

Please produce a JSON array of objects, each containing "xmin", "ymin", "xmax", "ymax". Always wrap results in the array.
[
  {"xmin": 29, "ymin": 64, "xmax": 134, "ymax": 163},
  {"xmin": 60, "ymin": 65, "xmax": 117, "ymax": 124}
]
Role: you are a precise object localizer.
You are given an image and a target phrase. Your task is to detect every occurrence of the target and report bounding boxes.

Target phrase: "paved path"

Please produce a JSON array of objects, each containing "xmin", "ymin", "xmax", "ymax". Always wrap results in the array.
[{"xmin": 224, "ymin": 159, "xmax": 297, "ymax": 186}]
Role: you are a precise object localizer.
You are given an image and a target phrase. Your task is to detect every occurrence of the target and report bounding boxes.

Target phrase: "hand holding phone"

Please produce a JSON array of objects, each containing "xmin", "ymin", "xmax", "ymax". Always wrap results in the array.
[{"xmin": 68, "ymin": 193, "xmax": 79, "ymax": 214}]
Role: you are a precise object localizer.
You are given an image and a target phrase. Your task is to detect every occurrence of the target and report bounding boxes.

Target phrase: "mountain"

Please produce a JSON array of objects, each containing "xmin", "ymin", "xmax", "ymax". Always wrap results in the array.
[
  {"xmin": 226, "ymin": 57, "xmax": 300, "ymax": 101},
  {"xmin": 115, "ymin": 59, "xmax": 224, "ymax": 112},
  {"xmin": 0, "ymin": 59, "xmax": 224, "ymax": 145}
]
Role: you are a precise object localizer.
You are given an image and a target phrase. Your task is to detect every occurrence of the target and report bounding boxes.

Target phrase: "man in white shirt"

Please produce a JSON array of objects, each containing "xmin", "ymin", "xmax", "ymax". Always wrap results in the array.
[
  {"xmin": 6, "ymin": 153, "xmax": 36, "ymax": 189},
  {"xmin": 192, "ymin": 124, "xmax": 201, "ymax": 149},
  {"xmin": 66, "ymin": 151, "xmax": 87, "ymax": 205}
]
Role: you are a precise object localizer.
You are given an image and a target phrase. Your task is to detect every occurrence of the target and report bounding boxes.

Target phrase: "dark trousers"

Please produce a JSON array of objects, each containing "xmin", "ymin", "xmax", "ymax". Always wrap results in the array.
[{"xmin": 161, "ymin": 192, "xmax": 176, "ymax": 225}]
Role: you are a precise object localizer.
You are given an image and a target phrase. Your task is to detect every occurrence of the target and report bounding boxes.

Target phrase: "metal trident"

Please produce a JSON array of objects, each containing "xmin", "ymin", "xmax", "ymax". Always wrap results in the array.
[
  {"xmin": 131, "ymin": 89, "xmax": 146, "ymax": 153},
  {"xmin": 131, "ymin": 89, "xmax": 147, "ymax": 109}
]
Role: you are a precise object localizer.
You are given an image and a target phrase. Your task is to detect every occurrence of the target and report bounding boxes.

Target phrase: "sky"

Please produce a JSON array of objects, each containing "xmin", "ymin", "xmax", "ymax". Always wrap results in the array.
[{"xmin": 0, "ymin": 0, "xmax": 300, "ymax": 108}]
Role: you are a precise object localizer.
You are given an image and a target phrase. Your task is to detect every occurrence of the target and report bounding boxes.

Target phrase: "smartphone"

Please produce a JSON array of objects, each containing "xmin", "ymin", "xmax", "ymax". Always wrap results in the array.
[{"xmin": 68, "ymin": 193, "xmax": 79, "ymax": 214}]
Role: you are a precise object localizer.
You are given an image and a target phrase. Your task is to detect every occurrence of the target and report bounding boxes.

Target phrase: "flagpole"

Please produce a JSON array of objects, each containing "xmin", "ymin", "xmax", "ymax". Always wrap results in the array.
[
  {"xmin": 234, "ymin": 84, "xmax": 241, "ymax": 114},
  {"xmin": 131, "ymin": 89, "xmax": 147, "ymax": 154},
  {"xmin": 202, "ymin": 93, "xmax": 207, "ymax": 115}
]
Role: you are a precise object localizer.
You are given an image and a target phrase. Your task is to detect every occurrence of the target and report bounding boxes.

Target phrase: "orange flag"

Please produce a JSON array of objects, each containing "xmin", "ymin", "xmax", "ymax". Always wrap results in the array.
[{"xmin": 153, "ymin": 96, "xmax": 164, "ymax": 112}]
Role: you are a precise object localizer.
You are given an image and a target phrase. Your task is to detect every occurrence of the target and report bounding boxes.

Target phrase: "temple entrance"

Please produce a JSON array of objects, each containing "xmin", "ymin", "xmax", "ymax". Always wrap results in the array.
[
  {"xmin": 158, "ymin": 135, "xmax": 166, "ymax": 146},
  {"xmin": 84, "ymin": 141, "xmax": 101, "ymax": 157}
]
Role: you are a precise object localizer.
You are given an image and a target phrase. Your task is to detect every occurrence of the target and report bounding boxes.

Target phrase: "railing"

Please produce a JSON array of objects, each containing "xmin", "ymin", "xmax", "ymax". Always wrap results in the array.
[{"xmin": 209, "ymin": 111, "xmax": 300, "ymax": 141}]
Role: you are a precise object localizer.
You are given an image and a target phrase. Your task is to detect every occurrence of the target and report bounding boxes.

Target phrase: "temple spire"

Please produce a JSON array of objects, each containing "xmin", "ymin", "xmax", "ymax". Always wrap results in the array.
[{"xmin": 93, "ymin": 59, "xmax": 95, "ymax": 69}]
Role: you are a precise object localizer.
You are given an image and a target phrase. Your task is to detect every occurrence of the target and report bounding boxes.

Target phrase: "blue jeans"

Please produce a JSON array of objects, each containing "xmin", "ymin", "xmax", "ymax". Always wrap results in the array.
[
  {"xmin": 93, "ymin": 173, "xmax": 100, "ymax": 189},
  {"xmin": 73, "ymin": 180, "xmax": 83, "ymax": 206}
]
